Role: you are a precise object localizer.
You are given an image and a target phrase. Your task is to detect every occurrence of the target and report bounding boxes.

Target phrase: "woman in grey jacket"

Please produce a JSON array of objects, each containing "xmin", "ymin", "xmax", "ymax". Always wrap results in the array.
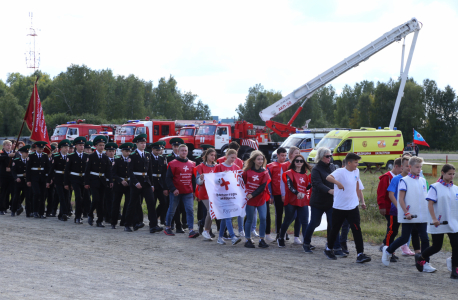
[{"xmin": 302, "ymin": 147, "xmax": 346, "ymax": 257}]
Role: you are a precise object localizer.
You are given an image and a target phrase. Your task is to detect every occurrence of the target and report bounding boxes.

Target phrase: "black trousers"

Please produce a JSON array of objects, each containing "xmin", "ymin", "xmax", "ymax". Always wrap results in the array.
[
  {"xmin": 0, "ymin": 176, "xmax": 14, "ymax": 211},
  {"xmin": 383, "ymin": 214, "xmax": 400, "ymax": 246},
  {"xmin": 112, "ymin": 184, "xmax": 130, "ymax": 226},
  {"xmin": 45, "ymin": 183, "xmax": 55, "ymax": 214},
  {"xmin": 12, "ymin": 180, "xmax": 30, "ymax": 213},
  {"xmin": 104, "ymin": 184, "xmax": 113, "ymax": 222},
  {"xmin": 327, "ymin": 206, "xmax": 364, "ymax": 254},
  {"xmin": 55, "ymin": 184, "xmax": 69, "ymax": 218},
  {"xmin": 127, "ymin": 182, "xmax": 158, "ymax": 228},
  {"xmin": 83, "ymin": 189, "xmax": 91, "ymax": 216},
  {"xmin": 422, "ymin": 232, "xmax": 458, "ymax": 266},
  {"xmin": 31, "ymin": 178, "xmax": 47, "ymax": 215},
  {"xmin": 71, "ymin": 181, "xmax": 85, "ymax": 220},
  {"xmin": 153, "ymin": 182, "xmax": 167, "ymax": 225},
  {"xmin": 273, "ymin": 195, "xmax": 284, "ymax": 234},
  {"xmin": 89, "ymin": 182, "xmax": 105, "ymax": 223},
  {"xmin": 67, "ymin": 188, "xmax": 73, "ymax": 215}
]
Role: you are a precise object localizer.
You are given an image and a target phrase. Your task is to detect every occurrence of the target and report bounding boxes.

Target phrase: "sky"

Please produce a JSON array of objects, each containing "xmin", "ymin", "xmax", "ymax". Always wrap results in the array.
[{"xmin": 1, "ymin": 0, "xmax": 457, "ymax": 120}]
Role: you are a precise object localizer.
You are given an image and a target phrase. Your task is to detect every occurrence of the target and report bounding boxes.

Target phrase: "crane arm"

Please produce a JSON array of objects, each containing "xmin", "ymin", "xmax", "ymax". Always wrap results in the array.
[{"xmin": 259, "ymin": 17, "xmax": 421, "ymax": 123}]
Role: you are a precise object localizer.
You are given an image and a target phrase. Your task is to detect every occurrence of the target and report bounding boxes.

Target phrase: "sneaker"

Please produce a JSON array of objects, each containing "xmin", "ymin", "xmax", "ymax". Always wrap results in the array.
[
  {"xmin": 379, "ymin": 244, "xmax": 385, "ymax": 252},
  {"xmin": 217, "ymin": 237, "xmax": 226, "ymax": 245},
  {"xmin": 176, "ymin": 228, "xmax": 185, "ymax": 234},
  {"xmin": 392, "ymin": 253, "xmax": 399, "ymax": 260},
  {"xmin": 210, "ymin": 230, "xmax": 216, "ymax": 238},
  {"xmin": 415, "ymin": 253, "xmax": 425, "ymax": 272},
  {"xmin": 277, "ymin": 238, "xmax": 286, "ymax": 248},
  {"xmin": 334, "ymin": 250, "xmax": 348, "ymax": 258},
  {"xmin": 202, "ymin": 231, "xmax": 213, "ymax": 241},
  {"xmin": 188, "ymin": 230, "xmax": 200, "ymax": 238},
  {"xmin": 341, "ymin": 242, "xmax": 349, "ymax": 254},
  {"xmin": 244, "ymin": 239, "xmax": 255, "ymax": 248},
  {"xmin": 238, "ymin": 230, "xmax": 245, "ymax": 237},
  {"xmin": 251, "ymin": 230, "xmax": 259, "ymax": 237},
  {"xmin": 265, "ymin": 234, "xmax": 275, "ymax": 243},
  {"xmin": 285, "ymin": 233, "xmax": 290, "ymax": 240},
  {"xmin": 400, "ymin": 244, "xmax": 415, "ymax": 256},
  {"xmin": 198, "ymin": 220, "xmax": 204, "ymax": 235},
  {"xmin": 310, "ymin": 244, "xmax": 316, "ymax": 250},
  {"xmin": 381, "ymin": 246, "xmax": 390, "ymax": 266},
  {"xmin": 164, "ymin": 228, "xmax": 175, "ymax": 236},
  {"xmin": 293, "ymin": 237, "xmax": 302, "ymax": 245},
  {"xmin": 447, "ymin": 257, "xmax": 452, "ymax": 272},
  {"xmin": 231, "ymin": 236, "xmax": 241, "ymax": 245},
  {"xmin": 259, "ymin": 239, "xmax": 269, "ymax": 248},
  {"xmin": 356, "ymin": 253, "xmax": 371, "ymax": 263},
  {"xmin": 303, "ymin": 244, "xmax": 313, "ymax": 254},
  {"xmin": 423, "ymin": 262, "xmax": 437, "ymax": 273},
  {"xmin": 223, "ymin": 232, "xmax": 231, "ymax": 240},
  {"xmin": 390, "ymin": 255, "xmax": 398, "ymax": 263},
  {"xmin": 324, "ymin": 249, "xmax": 337, "ymax": 260}
]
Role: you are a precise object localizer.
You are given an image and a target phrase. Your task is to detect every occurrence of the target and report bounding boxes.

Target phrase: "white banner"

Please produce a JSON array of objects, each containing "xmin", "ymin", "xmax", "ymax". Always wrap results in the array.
[{"xmin": 204, "ymin": 170, "xmax": 247, "ymax": 220}]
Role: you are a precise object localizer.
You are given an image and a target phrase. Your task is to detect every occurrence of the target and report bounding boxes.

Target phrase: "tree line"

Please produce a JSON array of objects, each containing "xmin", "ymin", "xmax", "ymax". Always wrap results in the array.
[
  {"xmin": 236, "ymin": 79, "xmax": 458, "ymax": 150},
  {"xmin": 0, "ymin": 64, "xmax": 212, "ymax": 137}
]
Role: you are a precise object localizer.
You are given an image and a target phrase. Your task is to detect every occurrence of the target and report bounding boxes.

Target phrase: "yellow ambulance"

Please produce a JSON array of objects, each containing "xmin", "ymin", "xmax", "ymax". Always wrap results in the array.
[{"xmin": 307, "ymin": 127, "xmax": 404, "ymax": 170}]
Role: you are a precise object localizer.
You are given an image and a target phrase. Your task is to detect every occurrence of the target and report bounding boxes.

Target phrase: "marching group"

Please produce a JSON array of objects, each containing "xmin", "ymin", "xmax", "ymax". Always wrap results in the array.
[{"xmin": 0, "ymin": 135, "xmax": 457, "ymax": 278}]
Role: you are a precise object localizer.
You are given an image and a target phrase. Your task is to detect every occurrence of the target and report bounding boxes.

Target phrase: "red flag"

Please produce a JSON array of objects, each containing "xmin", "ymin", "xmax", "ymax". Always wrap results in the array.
[{"xmin": 25, "ymin": 83, "xmax": 50, "ymax": 151}]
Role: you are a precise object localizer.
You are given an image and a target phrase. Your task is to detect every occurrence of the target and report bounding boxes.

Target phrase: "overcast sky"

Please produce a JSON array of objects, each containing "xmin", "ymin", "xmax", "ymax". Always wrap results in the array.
[{"xmin": 1, "ymin": 0, "xmax": 457, "ymax": 119}]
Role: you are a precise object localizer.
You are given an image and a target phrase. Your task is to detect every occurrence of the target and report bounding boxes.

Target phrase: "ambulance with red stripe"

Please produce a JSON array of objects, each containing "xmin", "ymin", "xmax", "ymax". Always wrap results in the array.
[{"xmin": 307, "ymin": 127, "xmax": 404, "ymax": 170}]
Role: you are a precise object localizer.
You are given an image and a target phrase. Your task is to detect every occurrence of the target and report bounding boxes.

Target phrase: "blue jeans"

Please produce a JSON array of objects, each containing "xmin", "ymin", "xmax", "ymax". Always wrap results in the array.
[
  {"xmin": 245, "ymin": 203, "xmax": 267, "ymax": 239},
  {"xmin": 165, "ymin": 193, "xmax": 194, "ymax": 230},
  {"xmin": 280, "ymin": 204, "xmax": 309, "ymax": 240},
  {"xmin": 237, "ymin": 216, "xmax": 244, "ymax": 232},
  {"xmin": 304, "ymin": 206, "xmax": 341, "ymax": 249},
  {"xmin": 219, "ymin": 218, "xmax": 236, "ymax": 238},
  {"xmin": 387, "ymin": 222, "xmax": 429, "ymax": 256}
]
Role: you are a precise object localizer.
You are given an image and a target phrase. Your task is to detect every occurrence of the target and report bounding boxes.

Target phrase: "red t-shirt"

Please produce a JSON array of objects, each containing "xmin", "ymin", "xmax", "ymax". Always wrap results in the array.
[
  {"xmin": 243, "ymin": 169, "xmax": 271, "ymax": 207},
  {"xmin": 282, "ymin": 170, "xmax": 310, "ymax": 207},
  {"xmin": 168, "ymin": 159, "xmax": 195, "ymax": 194},
  {"xmin": 266, "ymin": 161, "xmax": 288, "ymax": 196},
  {"xmin": 195, "ymin": 163, "xmax": 216, "ymax": 200},
  {"xmin": 215, "ymin": 163, "xmax": 240, "ymax": 172},
  {"xmin": 217, "ymin": 156, "xmax": 244, "ymax": 169},
  {"xmin": 377, "ymin": 171, "xmax": 394, "ymax": 213}
]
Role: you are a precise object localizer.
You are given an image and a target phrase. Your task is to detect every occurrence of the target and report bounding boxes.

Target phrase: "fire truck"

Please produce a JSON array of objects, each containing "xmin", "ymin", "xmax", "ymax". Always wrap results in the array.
[{"xmin": 50, "ymin": 119, "xmax": 117, "ymax": 144}]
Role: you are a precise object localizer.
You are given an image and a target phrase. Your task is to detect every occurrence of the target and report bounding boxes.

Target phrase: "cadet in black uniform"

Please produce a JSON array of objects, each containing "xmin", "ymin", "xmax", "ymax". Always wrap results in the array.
[
  {"xmin": 124, "ymin": 134, "xmax": 163, "ymax": 233},
  {"xmin": 166, "ymin": 138, "xmax": 187, "ymax": 232},
  {"xmin": 47, "ymin": 139, "xmax": 70, "ymax": 221},
  {"xmin": 82, "ymin": 141, "xmax": 94, "ymax": 217},
  {"xmin": 66, "ymin": 143, "xmax": 74, "ymax": 216},
  {"xmin": 0, "ymin": 140, "xmax": 16, "ymax": 214},
  {"xmin": 84, "ymin": 135, "xmax": 112, "ymax": 228},
  {"xmin": 45, "ymin": 144, "xmax": 57, "ymax": 217},
  {"xmin": 11, "ymin": 145, "xmax": 31, "ymax": 216},
  {"xmin": 150, "ymin": 141, "xmax": 168, "ymax": 226},
  {"xmin": 64, "ymin": 137, "xmax": 87, "ymax": 224},
  {"xmin": 26, "ymin": 141, "xmax": 50, "ymax": 218},
  {"xmin": 111, "ymin": 143, "xmax": 134, "ymax": 229},
  {"xmin": 104, "ymin": 142, "xmax": 118, "ymax": 224}
]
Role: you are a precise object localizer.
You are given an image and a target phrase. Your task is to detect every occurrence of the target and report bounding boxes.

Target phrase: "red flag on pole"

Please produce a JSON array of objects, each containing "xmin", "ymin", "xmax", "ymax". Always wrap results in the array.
[{"xmin": 24, "ymin": 83, "xmax": 50, "ymax": 150}]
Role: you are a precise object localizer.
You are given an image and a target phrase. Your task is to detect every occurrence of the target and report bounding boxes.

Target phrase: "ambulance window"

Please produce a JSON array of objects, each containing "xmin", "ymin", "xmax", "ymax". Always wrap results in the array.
[
  {"xmin": 88, "ymin": 129, "xmax": 97, "ymax": 135},
  {"xmin": 68, "ymin": 128, "xmax": 78, "ymax": 136},
  {"xmin": 154, "ymin": 125, "xmax": 159, "ymax": 136},
  {"xmin": 162, "ymin": 125, "xmax": 170, "ymax": 136},
  {"xmin": 299, "ymin": 139, "xmax": 312, "ymax": 150},
  {"xmin": 340, "ymin": 140, "xmax": 352, "ymax": 152},
  {"xmin": 314, "ymin": 138, "xmax": 322, "ymax": 147}
]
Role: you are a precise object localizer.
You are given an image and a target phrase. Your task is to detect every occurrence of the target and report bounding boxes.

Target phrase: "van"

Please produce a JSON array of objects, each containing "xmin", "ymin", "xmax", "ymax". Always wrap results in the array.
[
  {"xmin": 307, "ymin": 127, "xmax": 404, "ymax": 170},
  {"xmin": 271, "ymin": 131, "xmax": 328, "ymax": 162}
]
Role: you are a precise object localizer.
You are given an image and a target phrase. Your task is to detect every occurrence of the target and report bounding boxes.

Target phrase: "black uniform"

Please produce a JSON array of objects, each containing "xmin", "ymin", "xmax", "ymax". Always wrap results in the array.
[
  {"xmin": 64, "ymin": 151, "xmax": 87, "ymax": 221},
  {"xmin": 151, "ymin": 152, "xmax": 168, "ymax": 225},
  {"xmin": 111, "ymin": 155, "xmax": 135, "ymax": 227},
  {"xmin": 45, "ymin": 155, "xmax": 56, "ymax": 216},
  {"xmin": 166, "ymin": 153, "xmax": 187, "ymax": 230},
  {"xmin": 84, "ymin": 151, "xmax": 112, "ymax": 225},
  {"xmin": 125, "ymin": 150, "xmax": 158, "ymax": 228},
  {"xmin": 48, "ymin": 152, "xmax": 69, "ymax": 220},
  {"xmin": 104, "ymin": 156, "xmax": 116, "ymax": 223},
  {"xmin": 26, "ymin": 151, "xmax": 50, "ymax": 217},
  {"xmin": 0, "ymin": 149, "xmax": 15, "ymax": 213},
  {"xmin": 11, "ymin": 156, "xmax": 31, "ymax": 215}
]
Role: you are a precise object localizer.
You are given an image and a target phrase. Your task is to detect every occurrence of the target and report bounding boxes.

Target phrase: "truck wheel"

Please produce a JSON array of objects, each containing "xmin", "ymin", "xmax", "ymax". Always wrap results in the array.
[
  {"xmin": 334, "ymin": 160, "xmax": 342, "ymax": 168},
  {"xmin": 242, "ymin": 148, "xmax": 254, "ymax": 161},
  {"xmin": 386, "ymin": 160, "xmax": 394, "ymax": 171}
]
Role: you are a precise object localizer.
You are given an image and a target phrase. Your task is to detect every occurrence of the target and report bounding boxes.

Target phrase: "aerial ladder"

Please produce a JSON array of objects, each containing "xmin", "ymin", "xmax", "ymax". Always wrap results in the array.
[{"xmin": 259, "ymin": 17, "xmax": 422, "ymax": 137}]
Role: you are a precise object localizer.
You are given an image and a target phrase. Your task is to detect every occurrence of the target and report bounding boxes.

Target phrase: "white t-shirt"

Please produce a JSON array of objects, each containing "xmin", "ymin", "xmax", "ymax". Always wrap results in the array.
[{"xmin": 330, "ymin": 167, "xmax": 363, "ymax": 210}]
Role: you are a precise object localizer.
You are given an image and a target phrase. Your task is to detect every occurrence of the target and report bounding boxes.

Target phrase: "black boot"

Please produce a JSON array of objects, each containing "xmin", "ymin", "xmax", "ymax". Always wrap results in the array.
[{"xmin": 452, "ymin": 266, "xmax": 458, "ymax": 279}]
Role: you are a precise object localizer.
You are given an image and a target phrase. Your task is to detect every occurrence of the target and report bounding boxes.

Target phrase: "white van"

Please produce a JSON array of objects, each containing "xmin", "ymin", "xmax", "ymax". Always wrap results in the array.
[{"xmin": 271, "ymin": 131, "xmax": 328, "ymax": 162}]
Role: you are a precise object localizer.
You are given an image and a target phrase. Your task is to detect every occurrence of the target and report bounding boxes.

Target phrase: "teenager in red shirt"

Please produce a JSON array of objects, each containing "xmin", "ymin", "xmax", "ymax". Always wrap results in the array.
[
  {"xmin": 283, "ymin": 146, "xmax": 302, "ymax": 244},
  {"xmin": 217, "ymin": 141, "xmax": 244, "ymax": 169}
]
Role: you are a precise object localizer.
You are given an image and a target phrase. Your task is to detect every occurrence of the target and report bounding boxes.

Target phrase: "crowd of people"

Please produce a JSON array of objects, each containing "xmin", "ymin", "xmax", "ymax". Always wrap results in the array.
[{"xmin": 0, "ymin": 136, "xmax": 456, "ymax": 278}]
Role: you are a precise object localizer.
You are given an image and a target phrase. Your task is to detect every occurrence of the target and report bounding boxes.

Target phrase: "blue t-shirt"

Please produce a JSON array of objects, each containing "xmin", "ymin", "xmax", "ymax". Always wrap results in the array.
[{"xmin": 387, "ymin": 174, "xmax": 403, "ymax": 216}]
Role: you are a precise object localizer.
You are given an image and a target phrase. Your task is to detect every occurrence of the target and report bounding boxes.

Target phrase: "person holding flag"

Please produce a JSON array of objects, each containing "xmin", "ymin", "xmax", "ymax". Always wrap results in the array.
[{"xmin": 413, "ymin": 129, "xmax": 430, "ymax": 156}]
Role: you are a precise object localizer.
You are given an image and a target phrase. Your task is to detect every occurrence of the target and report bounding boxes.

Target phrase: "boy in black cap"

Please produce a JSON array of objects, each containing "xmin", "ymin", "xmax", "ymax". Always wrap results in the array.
[
  {"xmin": 11, "ymin": 145, "xmax": 31, "ymax": 216},
  {"xmin": 47, "ymin": 139, "xmax": 70, "ymax": 221},
  {"xmin": 111, "ymin": 143, "xmax": 134, "ymax": 229},
  {"xmin": 64, "ymin": 137, "xmax": 88, "ymax": 224},
  {"xmin": 84, "ymin": 136, "xmax": 112, "ymax": 227},
  {"xmin": 104, "ymin": 142, "xmax": 118, "ymax": 224},
  {"xmin": 26, "ymin": 141, "xmax": 50, "ymax": 218}
]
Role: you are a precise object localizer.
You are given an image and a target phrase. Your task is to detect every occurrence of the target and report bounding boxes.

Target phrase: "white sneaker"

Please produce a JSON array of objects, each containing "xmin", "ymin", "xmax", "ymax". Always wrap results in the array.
[
  {"xmin": 447, "ymin": 257, "xmax": 452, "ymax": 272},
  {"xmin": 423, "ymin": 262, "xmax": 437, "ymax": 273},
  {"xmin": 231, "ymin": 236, "xmax": 241, "ymax": 245},
  {"xmin": 217, "ymin": 237, "xmax": 226, "ymax": 245},
  {"xmin": 238, "ymin": 230, "xmax": 245, "ymax": 237},
  {"xmin": 265, "ymin": 234, "xmax": 275, "ymax": 243},
  {"xmin": 251, "ymin": 230, "xmax": 259, "ymax": 237},
  {"xmin": 293, "ymin": 237, "xmax": 302, "ymax": 245},
  {"xmin": 381, "ymin": 246, "xmax": 390, "ymax": 266},
  {"xmin": 202, "ymin": 231, "xmax": 213, "ymax": 241}
]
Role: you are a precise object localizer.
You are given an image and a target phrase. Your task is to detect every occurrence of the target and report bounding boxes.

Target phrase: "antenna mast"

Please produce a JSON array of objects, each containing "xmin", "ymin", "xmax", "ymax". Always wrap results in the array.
[{"xmin": 25, "ymin": 12, "xmax": 40, "ymax": 71}]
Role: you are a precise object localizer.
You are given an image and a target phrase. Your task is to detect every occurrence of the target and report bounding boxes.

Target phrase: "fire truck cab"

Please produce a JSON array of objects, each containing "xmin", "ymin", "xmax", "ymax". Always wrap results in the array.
[
  {"xmin": 51, "ymin": 120, "xmax": 112, "ymax": 144},
  {"xmin": 114, "ymin": 120, "xmax": 176, "ymax": 145}
]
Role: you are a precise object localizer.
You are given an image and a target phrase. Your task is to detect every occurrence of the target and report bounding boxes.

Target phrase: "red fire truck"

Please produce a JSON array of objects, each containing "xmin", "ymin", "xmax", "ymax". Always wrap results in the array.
[{"xmin": 50, "ymin": 120, "xmax": 117, "ymax": 144}]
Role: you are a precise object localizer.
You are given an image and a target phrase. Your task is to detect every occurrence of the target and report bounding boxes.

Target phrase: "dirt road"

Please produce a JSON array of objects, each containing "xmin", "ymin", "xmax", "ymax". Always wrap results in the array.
[{"xmin": 0, "ymin": 215, "xmax": 455, "ymax": 299}]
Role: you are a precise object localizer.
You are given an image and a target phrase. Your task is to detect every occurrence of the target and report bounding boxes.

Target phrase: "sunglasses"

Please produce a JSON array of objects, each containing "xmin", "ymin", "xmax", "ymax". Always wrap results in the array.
[
  {"xmin": 324, "ymin": 155, "xmax": 332, "ymax": 158},
  {"xmin": 295, "ymin": 160, "xmax": 304, "ymax": 163}
]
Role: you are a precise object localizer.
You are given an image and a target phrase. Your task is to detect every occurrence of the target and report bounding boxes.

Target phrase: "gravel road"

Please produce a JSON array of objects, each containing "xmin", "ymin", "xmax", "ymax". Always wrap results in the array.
[{"xmin": 0, "ymin": 215, "xmax": 456, "ymax": 299}]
